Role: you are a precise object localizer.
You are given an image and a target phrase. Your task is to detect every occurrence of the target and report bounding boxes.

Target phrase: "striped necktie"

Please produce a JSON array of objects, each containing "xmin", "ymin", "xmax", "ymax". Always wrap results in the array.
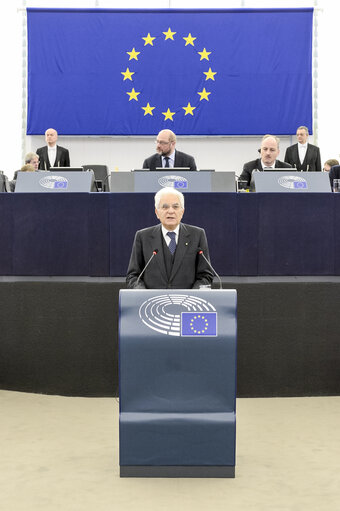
[{"xmin": 167, "ymin": 231, "xmax": 176, "ymax": 254}]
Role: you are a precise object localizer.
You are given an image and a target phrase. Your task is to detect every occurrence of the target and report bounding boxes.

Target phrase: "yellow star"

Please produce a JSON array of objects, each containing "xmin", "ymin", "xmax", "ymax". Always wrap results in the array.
[
  {"xmin": 183, "ymin": 33, "xmax": 196, "ymax": 46},
  {"xmin": 121, "ymin": 68, "xmax": 134, "ymax": 81},
  {"xmin": 142, "ymin": 102, "xmax": 155, "ymax": 116},
  {"xmin": 183, "ymin": 102, "xmax": 196, "ymax": 116},
  {"xmin": 197, "ymin": 88, "xmax": 211, "ymax": 101},
  {"xmin": 126, "ymin": 48, "xmax": 140, "ymax": 61},
  {"xmin": 204, "ymin": 67, "xmax": 217, "ymax": 81},
  {"xmin": 126, "ymin": 88, "xmax": 140, "ymax": 101},
  {"xmin": 162, "ymin": 108, "xmax": 176, "ymax": 121},
  {"xmin": 142, "ymin": 33, "xmax": 156, "ymax": 46},
  {"xmin": 163, "ymin": 27, "xmax": 176, "ymax": 40},
  {"xmin": 197, "ymin": 48, "xmax": 211, "ymax": 61}
]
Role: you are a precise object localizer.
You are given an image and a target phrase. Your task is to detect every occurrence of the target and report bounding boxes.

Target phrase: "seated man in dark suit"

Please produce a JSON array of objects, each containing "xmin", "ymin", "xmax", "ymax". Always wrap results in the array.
[
  {"xmin": 126, "ymin": 187, "xmax": 213, "ymax": 289},
  {"xmin": 328, "ymin": 165, "xmax": 340, "ymax": 189},
  {"xmin": 239, "ymin": 134, "xmax": 292, "ymax": 186},
  {"xmin": 36, "ymin": 128, "xmax": 70, "ymax": 170},
  {"xmin": 284, "ymin": 126, "xmax": 321, "ymax": 171},
  {"xmin": 143, "ymin": 129, "xmax": 197, "ymax": 171}
]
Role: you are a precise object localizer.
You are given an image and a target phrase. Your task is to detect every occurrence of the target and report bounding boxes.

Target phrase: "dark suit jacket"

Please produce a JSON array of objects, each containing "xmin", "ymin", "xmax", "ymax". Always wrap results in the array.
[
  {"xmin": 328, "ymin": 165, "xmax": 340, "ymax": 188},
  {"xmin": 239, "ymin": 159, "xmax": 292, "ymax": 186},
  {"xmin": 126, "ymin": 223, "xmax": 213, "ymax": 289},
  {"xmin": 36, "ymin": 145, "xmax": 70, "ymax": 171},
  {"xmin": 284, "ymin": 143, "xmax": 321, "ymax": 172},
  {"xmin": 142, "ymin": 150, "xmax": 197, "ymax": 171}
]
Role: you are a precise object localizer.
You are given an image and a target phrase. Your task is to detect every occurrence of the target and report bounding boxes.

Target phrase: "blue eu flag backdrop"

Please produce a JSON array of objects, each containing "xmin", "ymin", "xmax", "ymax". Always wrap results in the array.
[{"xmin": 27, "ymin": 8, "xmax": 313, "ymax": 136}]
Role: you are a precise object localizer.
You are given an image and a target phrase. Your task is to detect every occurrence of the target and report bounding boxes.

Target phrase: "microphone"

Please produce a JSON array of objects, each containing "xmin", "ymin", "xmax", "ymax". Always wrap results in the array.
[
  {"xmin": 197, "ymin": 248, "xmax": 222, "ymax": 290},
  {"xmin": 136, "ymin": 249, "xmax": 158, "ymax": 288}
]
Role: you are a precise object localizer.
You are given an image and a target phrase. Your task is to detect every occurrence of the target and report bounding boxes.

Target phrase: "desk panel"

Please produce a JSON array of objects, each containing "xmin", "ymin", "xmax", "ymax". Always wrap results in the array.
[{"xmin": 0, "ymin": 193, "xmax": 339, "ymax": 276}]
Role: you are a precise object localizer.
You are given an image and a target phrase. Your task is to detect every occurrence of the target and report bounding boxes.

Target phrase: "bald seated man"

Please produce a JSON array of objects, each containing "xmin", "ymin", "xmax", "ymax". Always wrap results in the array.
[
  {"xmin": 126, "ymin": 187, "xmax": 213, "ymax": 289},
  {"xmin": 238, "ymin": 134, "xmax": 292, "ymax": 187},
  {"xmin": 36, "ymin": 128, "xmax": 70, "ymax": 170},
  {"xmin": 143, "ymin": 129, "xmax": 197, "ymax": 171}
]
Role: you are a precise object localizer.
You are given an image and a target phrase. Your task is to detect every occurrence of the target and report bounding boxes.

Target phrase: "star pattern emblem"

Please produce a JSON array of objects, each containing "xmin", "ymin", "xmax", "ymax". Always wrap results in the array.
[
  {"xmin": 121, "ymin": 68, "xmax": 134, "ymax": 81},
  {"xmin": 183, "ymin": 33, "xmax": 196, "ymax": 46},
  {"xmin": 197, "ymin": 48, "xmax": 211, "ymax": 61},
  {"xmin": 197, "ymin": 88, "xmax": 211, "ymax": 101},
  {"xmin": 126, "ymin": 48, "xmax": 140, "ymax": 61},
  {"xmin": 121, "ymin": 26, "xmax": 217, "ymax": 121},
  {"xmin": 142, "ymin": 102, "xmax": 155, "ymax": 116},
  {"xmin": 204, "ymin": 67, "xmax": 217, "ymax": 81},
  {"xmin": 162, "ymin": 108, "xmax": 176, "ymax": 121},
  {"xmin": 183, "ymin": 102, "xmax": 196, "ymax": 116},
  {"xmin": 142, "ymin": 33, "xmax": 156, "ymax": 46},
  {"xmin": 163, "ymin": 27, "xmax": 176, "ymax": 40},
  {"xmin": 126, "ymin": 88, "xmax": 140, "ymax": 101}
]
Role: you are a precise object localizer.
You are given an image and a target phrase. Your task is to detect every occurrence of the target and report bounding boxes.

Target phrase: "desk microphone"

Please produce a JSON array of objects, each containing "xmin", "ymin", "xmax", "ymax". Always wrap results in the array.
[
  {"xmin": 136, "ymin": 249, "xmax": 158, "ymax": 287},
  {"xmin": 197, "ymin": 248, "xmax": 222, "ymax": 290}
]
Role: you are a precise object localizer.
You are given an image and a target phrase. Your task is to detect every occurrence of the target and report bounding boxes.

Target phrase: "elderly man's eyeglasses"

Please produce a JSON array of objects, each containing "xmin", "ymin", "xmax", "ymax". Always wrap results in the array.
[{"xmin": 155, "ymin": 139, "xmax": 171, "ymax": 145}]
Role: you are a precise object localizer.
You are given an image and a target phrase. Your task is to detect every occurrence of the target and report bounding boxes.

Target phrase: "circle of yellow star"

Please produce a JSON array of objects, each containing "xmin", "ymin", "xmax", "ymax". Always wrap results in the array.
[
  {"xmin": 197, "ymin": 48, "xmax": 211, "ymax": 61},
  {"xmin": 183, "ymin": 33, "xmax": 196, "ymax": 46},
  {"xmin": 142, "ymin": 102, "xmax": 155, "ymax": 116},
  {"xmin": 198, "ymin": 88, "xmax": 211, "ymax": 101},
  {"xmin": 126, "ymin": 88, "xmax": 140, "ymax": 101},
  {"xmin": 126, "ymin": 48, "xmax": 140, "ymax": 61},
  {"xmin": 142, "ymin": 33, "xmax": 156, "ymax": 46},
  {"xmin": 121, "ymin": 68, "xmax": 134, "ymax": 81},
  {"xmin": 204, "ymin": 67, "xmax": 217, "ymax": 81},
  {"xmin": 162, "ymin": 108, "xmax": 176, "ymax": 121},
  {"xmin": 183, "ymin": 102, "xmax": 196, "ymax": 116},
  {"xmin": 163, "ymin": 27, "xmax": 176, "ymax": 40}
]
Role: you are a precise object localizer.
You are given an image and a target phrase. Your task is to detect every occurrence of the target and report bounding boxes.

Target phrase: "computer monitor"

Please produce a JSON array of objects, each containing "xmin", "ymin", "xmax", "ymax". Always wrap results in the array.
[
  {"xmin": 155, "ymin": 167, "xmax": 191, "ymax": 172},
  {"xmin": 50, "ymin": 167, "xmax": 84, "ymax": 172}
]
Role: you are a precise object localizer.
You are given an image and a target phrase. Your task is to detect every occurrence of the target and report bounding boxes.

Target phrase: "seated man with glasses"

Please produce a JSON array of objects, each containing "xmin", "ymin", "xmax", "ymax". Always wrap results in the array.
[
  {"xmin": 142, "ymin": 129, "xmax": 197, "ymax": 171},
  {"xmin": 126, "ymin": 187, "xmax": 213, "ymax": 289}
]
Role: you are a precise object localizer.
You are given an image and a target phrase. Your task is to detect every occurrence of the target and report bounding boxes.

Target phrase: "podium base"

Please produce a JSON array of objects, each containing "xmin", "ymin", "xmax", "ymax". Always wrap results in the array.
[{"xmin": 120, "ymin": 465, "xmax": 235, "ymax": 478}]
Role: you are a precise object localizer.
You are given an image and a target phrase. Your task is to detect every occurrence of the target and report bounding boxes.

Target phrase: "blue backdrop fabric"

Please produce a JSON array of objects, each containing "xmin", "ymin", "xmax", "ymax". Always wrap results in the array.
[{"xmin": 27, "ymin": 8, "xmax": 313, "ymax": 136}]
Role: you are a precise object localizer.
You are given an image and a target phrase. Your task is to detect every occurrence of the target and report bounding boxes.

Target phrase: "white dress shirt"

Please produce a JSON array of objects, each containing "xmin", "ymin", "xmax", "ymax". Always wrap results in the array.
[
  {"xmin": 162, "ymin": 150, "xmax": 175, "ymax": 168},
  {"xmin": 161, "ymin": 225, "xmax": 180, "ymax": 246},
  {"xmin": 48, "ymin": 145, "xmax": 57, "ymax": 167},
  {"xmin": 298, "ymin": 143, "xmax": 307, "ymax": 164}
]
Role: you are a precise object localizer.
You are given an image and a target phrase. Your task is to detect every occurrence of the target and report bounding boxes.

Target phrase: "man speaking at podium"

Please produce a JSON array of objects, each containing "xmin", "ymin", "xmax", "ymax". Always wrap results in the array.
[{"xmin": 126, "ymin": 187, "xmax": 213, "ymax": 289}]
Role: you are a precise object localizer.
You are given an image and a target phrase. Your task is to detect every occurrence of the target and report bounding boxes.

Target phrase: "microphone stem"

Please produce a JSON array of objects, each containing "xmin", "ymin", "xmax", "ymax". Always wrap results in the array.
[{"xmin": 199, "ymin": 251, "xmax": 222, "ymax": 290}]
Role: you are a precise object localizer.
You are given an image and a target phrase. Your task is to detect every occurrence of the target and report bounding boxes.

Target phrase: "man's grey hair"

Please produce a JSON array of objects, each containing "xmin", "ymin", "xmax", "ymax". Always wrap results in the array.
[
  {"xmin": 262, "ymin": 134, "xmax": 280, "ymax": 147},
  {"xmin": 297, "ymin": 126, "xmax": 309, "ymax": 134},
  {"xmin": 24, "ymin": 152, "xmax": 39, "ymax": 164},
  {"xmin": 154, "ymin": 187, "xmax": 185, "ymax": 209}
]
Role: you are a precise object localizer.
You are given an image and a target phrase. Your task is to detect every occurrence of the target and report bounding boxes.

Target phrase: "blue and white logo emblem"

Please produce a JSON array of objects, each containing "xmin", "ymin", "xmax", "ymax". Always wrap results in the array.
[
  {"xmin": 39, "ymin": 175, "xmax": 68, "ymax": 189},
  {"xmin": 139, "ymin": 294, "xmax": 217, "ymax": 337},
  {"xmin": 278, "ymin": 175, "xmax": 308, "ymax": 190},
  {"xmin": 158, "ymin": 175, "xmax": 188, "ymax": 190}
]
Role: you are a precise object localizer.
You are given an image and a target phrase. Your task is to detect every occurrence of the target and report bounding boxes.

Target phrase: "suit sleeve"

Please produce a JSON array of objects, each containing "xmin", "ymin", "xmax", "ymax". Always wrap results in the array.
[
  {"xmin": 193, "ymin": 229, "xmax": 214, "ymax": 289},
  {"xmin": 36, "ymin": 148, "xmax": 45, "ymax": 170},
  {"xmin": 64, "ymin": 149, "xmax": 70, "ymax": 167},
  {"xmin": 142, "ymin": 158, "xmax": 149, "ymax": 169},
  {"xmin": 284, "ymin": 147, "xmax": 291, "ymax": 165},
  {"xmin": 315, "ymin": 148, "xmax": 321, "ymax": 172},
  {"xmin": 188, "ymin": 155, "xmax": 197, "ymax": 171},
  {"xmin": 238, "ymin": 164, "xmax": 252, "ymax": 186},
  {"xmin": 126, "ymin": 231, "xmax": 146, "ymax": 289}
]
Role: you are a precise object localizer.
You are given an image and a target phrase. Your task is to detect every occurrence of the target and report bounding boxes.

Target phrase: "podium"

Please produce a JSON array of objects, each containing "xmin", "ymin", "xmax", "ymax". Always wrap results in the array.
[
  {"xmin": 110, "ymin": 171, "xmax": 236, "ymax": 192},
  {"xmin": 14, "ymin": 171, "xmax": 95, "ymax": 192},
  {"xmin": 119, "ymin": 289, "xmax": 237, "ymax": 478}
]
